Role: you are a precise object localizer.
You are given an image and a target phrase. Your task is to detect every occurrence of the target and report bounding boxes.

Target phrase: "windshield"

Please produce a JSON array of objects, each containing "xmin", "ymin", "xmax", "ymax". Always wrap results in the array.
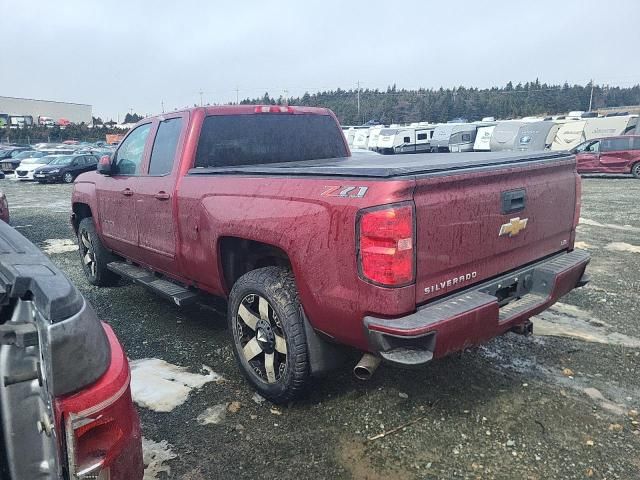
[
  {"xmin": 48, "ymin": 156, "xmax": 73, "ymax": 165},
  {"xmin": 14, "ymin": 151, "xmax": 38, "ymax": 159},
  {"xmin": 21, "ymin": 157, "xmax": 52, "ymax": 165}
]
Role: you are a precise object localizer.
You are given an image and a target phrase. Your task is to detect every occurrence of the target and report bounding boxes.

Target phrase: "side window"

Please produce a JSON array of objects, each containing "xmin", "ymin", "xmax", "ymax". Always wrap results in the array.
[
  {"xmin": 72, "ymin": 156, "xmax": 83, "ymax": 166},
  {"xmin": 403, "ymin": 136, "xmax": 411, "ymax": 143},
  {"xmin": 461, "ymin": 133, "xmax": 471, "ymax": 142},
  {"xmin": 113, "ymin": 123, "xmax": 152, "ymax": 175},
  {"xmin": 632, "ymin": 137, "xmax": 640, "ymax": 150},
  {"xmin": 585, "ymin": 141, "xmax": 600, "ymax": 153},
  {"xmin": 148, "ymin": 118, "xmax": 183, "ymax": 176},
  {"xmin": 611, "ymin": 137, "xmax": 631, "ymax": 151},
  {"xmin": 417, "ymin": 133, "xmax": 427, "ymax": 140}
]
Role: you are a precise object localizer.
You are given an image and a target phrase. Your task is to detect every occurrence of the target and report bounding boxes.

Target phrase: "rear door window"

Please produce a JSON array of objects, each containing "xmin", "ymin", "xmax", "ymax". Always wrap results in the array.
[
  {"xmin": 601, "ymin": 137, "xmax": 631, "ymax": 152},
  {"xmin": 148, "ymin": 117, "xmax": 183, "ymax": 175},
  {"xmin": 195, "ymin": 114, "xmax": 348, "ymax": 168}
]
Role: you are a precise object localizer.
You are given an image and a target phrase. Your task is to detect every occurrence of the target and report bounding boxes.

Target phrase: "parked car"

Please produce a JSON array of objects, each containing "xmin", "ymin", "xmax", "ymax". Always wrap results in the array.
[
  {"xmin": 0, "ymin": 221, "xmax": 143, "ymax": 480},
  {"xmin": 15, "ymin": 153, "xmax": 54, "ymax": 180},
  {"xmin": 71, "ymin": 105, "xmax": 589, "ymax": 403},
  {"xmin": 34, "ymin": 154, "xmax": 98, "ymax": 183},
  {"xmin": 573, "ymin": 135, "xmax": 640, "ymax": 178},
  {"xmin": 0, "ymin": 147, "xmax": 32, "ymax": 172}
]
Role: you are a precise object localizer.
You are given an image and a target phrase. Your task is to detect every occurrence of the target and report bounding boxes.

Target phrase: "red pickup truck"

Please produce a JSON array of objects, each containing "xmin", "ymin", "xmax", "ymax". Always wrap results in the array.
[{"xmin": 71, "ymin": 106, "xmax": 589, "ymax": 403}]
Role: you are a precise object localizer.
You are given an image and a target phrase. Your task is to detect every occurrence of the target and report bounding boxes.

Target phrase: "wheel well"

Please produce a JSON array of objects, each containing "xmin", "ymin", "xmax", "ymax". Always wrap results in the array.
[
  {"xmin": 220, "ymin": 237, "xmax": 292, "ymax": 291},
  {"xmin": 72, "ymin": 203, "xmax": 92, "ymax": 233}
]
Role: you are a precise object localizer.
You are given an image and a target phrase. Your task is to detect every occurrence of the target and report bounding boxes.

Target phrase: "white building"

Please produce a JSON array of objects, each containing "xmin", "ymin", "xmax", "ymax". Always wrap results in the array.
[{"xmin": 0, "ymin": 96, "xmax": 92, "ymax": 125}]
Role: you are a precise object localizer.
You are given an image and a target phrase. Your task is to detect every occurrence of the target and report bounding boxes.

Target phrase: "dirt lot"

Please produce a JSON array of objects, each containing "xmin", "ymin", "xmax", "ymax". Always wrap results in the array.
[{"xmin": 3, "ymin": 176, "xmax": 639, "ymax": 480}]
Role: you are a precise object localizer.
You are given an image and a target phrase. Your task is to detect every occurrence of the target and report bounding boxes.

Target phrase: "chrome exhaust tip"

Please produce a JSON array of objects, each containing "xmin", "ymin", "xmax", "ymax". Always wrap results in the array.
[{"xmin": 353, "ymin": 353, "xmax": 381, "ymax": 381}]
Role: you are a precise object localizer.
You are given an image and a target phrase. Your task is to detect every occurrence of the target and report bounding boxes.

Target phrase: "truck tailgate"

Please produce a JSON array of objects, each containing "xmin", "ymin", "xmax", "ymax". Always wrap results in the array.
[{"xmin": 413, "ymin": 155, "xmax": 578, "ymax": 304}]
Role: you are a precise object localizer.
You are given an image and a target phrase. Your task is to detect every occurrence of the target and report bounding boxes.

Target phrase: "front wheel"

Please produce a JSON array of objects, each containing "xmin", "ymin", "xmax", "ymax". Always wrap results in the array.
[
  {"xmin": 77, "ymin": 217, "xmax": 119, "ymax": 286},
  {"xmin": 228, "ymin": 267, "xmax": 310, "ymax": 403},
  {"xmin": 632, "ymin": 162, "xmax": 640, "ymax": 179},
  {"xmin": 63, "ymin": 172, "xmax": 74, "ymax": 183}
]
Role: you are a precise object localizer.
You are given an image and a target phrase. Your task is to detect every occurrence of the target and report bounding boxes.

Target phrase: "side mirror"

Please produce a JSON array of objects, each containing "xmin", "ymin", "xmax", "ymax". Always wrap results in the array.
[{"xmin": 97, "ymin": 155, "xmax": 112, "ymax": 175}]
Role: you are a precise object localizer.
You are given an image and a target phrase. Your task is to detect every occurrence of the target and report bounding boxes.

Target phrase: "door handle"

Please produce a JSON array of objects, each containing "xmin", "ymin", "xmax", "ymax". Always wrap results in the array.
[
  {"xmin": 154, "ymin": 191, "xmax": 170, "ymax": 200},
  {"xmin": 121, "ymin": 188, "xmax": 134, "ymax": 196}
]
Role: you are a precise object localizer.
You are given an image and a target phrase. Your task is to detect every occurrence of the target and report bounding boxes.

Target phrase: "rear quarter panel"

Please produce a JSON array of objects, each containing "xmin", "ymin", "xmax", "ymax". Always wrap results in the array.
[{"xmin": 176, "ymin": 175, "xmax": 416, "ymax": 349}]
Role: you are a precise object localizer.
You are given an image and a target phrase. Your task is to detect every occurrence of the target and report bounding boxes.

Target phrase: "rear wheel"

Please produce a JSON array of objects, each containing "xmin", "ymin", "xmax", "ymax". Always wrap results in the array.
[
  {"xmin": 228, "ymin": 267, "xmax": 310, "ymax": 403},
  {"xmin": 77, "ymin": 217, "xmax": 119, "ymax": 286},
  {"xmin": 63, "ymin": 172, "xmax": 74, "ymax": 183},
  {"xmin": 632, "ymin": 162, "xmax": 640, "ymax": 179}
]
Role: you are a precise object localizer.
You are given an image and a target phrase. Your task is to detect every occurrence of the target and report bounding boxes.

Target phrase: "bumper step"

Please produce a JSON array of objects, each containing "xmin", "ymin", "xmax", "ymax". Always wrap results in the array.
[{"xmin": 107, "ymin": 262, "xmax": 198, "ymax": 306}]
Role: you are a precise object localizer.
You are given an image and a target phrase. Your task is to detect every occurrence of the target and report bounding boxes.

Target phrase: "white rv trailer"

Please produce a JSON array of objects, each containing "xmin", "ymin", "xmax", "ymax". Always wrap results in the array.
[
  {"xmin": 430, "ymin": 123, "xmax": 468, "ymax": 152},
  {"xmin": 583, "ymin": 115, "xmax": 638, "ymax": 139},
  {"xmin": 551, "ymin": 115, "xmax": 638, "ymax": 150},
  {"xmin": 342, "ymin": 127, "xmax": 357, "ymax": 146},
  {"xmin": 448, "ymin": 124, "xmax": 481, "ymax": 152},
  {"xmin": 352, "ymin": 128, "xmax": 371, "ymax": 149},
  {"xmin": 377, "ymin": 126, "xmax": 436, "ymax": 154},
  {"xmin": 489, "ymin": 121, "xmax": 525, "ymax": 151},
  {"xmin": 473, "ymin": 125, "xmax": 495, "ymax": 151},
  {"xmin": 516, "ymin": 121, "xmax": 559, "ymax": 151},
  {"xmin": 367, "ymin": 125, "xmax": 386, "ymax": 152}
]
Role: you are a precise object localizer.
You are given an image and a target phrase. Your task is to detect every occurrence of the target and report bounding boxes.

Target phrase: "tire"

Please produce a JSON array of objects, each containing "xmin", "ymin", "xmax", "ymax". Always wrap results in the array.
[
  {"xmin": 77, "ymin": 217, "xmax": 119, "ymax": 286},
  {"xmin": 63, "ymin": 172, "xmax": 74, "ymax": 183},
  {"xmin": 228, "ymin": 267, "xmax": 309, "ymax": 403},
  {"xmin": 632, "ymin": 162, "xmax": 640, "ymax": 179}
]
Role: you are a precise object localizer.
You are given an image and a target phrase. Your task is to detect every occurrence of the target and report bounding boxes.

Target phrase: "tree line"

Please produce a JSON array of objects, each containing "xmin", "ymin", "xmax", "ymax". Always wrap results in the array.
[{"xmin": 240, "ymin": 80, "xmax": 640, "ymax": 125}]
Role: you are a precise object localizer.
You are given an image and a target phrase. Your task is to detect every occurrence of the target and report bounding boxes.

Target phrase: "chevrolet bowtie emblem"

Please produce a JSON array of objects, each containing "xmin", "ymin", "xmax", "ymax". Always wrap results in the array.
[{"xmin": 499, "ymin": 217, "xmax": 528, "ymax": 237}]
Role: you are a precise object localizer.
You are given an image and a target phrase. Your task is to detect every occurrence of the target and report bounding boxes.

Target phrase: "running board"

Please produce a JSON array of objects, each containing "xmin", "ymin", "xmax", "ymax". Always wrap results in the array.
[{"xmin": 107, "ymin": 262, "xmax": 198, "ymax": 306}]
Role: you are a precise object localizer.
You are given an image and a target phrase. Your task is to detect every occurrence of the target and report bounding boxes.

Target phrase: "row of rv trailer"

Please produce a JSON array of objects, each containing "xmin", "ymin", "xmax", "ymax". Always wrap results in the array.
[
  {"xmin": 0, "ymin": 114, "xmax": 68, "ymax": 127},
  {"xmin": 344, "ymin": 112, "xmax": 639, "ymax": 154}
]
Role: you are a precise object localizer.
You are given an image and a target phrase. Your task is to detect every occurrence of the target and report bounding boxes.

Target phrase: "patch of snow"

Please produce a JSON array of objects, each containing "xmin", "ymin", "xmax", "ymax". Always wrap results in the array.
[
  {"xmin": 579, "ymin": 217, "xmax": 640, "ymax": 233},
  {"xmin": 574, "ymin": 241, "xmax": 591, "ymax": 250},
  {"xmin": 42, "ymin": 238, "xmax": 78, "ymax": 254},
  {"xmin": 532, "ymin": 303, "xmax": 640, "ymax": 348},
  {"xmin": 605, "ymin": 242, "xmax": 640, "ymax": 254},
  {"xmin": 197, "ymin": 404, "xmax": 228, "ymax": 425},
  {"xmin": 142, "ymin": 438, "xmax": 177, "ymax": 480},
  {"xmin": 130, "ymin": 358, "xmax": 223, "ymax": 412}
]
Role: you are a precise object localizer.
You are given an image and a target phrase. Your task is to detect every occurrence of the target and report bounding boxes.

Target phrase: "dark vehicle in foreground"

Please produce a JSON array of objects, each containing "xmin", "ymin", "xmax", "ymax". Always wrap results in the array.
[
  {"xmin": 0, "ymin": 147, "xmax": 32, "ymax": 172},
  {"xmin": 574, "ymin": 135, "xmax": 640, "ymax": 178},
  {"xmin": 71, "ymin": 105, "xmax": 589, "ymax": 403},
  {"xmin": 34, "ymin": 154, "xmax": 98, "ymax": 184},
  {"xmin": 0, "ymin": 221, "xmax": 142, "ymax": 480}
]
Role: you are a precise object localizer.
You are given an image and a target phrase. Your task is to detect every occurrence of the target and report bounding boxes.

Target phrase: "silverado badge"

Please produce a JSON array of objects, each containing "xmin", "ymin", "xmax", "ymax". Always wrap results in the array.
[{"xmin": 499, "ymin": 217, "xmax": 528, "ymax": 237}]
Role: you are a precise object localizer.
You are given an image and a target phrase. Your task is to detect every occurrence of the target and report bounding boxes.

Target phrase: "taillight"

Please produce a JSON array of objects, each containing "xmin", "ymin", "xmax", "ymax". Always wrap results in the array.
[
  {"xmin": 58, "ymin": 323, "xmax": 140, "ymax": 480},
  {"xmin": 357, "ymin": 202, "xmax": 415, "ymax": 286},
  {"xmin": 64, "ymin": 380, "xmax": 133, "ymax": 479}
]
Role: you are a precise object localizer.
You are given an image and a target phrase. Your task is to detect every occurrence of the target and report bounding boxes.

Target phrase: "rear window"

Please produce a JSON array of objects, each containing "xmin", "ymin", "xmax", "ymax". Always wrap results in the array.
[
  {"xmin": 601, "ymin": 137, "xmax": 631, "ymax": 152},
  {"xmin": 194, "ymin": 114, "xmax": 347, "ymax": 168}
]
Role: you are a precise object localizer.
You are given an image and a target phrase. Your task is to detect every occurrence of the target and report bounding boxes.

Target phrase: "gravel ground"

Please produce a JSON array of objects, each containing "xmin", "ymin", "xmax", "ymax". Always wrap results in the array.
[{"xmin": 3, "ymin": 176, "xmax": 639, "ymax": 480}]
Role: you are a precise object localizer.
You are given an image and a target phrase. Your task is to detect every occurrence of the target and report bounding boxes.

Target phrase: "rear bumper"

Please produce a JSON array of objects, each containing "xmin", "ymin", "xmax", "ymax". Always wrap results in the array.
[{"xmin": 364, "ymin": 249, "xmax": 590, "ymax": 366}]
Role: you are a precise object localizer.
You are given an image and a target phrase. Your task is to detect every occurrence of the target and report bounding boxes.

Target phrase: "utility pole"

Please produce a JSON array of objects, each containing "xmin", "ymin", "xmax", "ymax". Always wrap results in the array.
[
  {"xmin": 588, "ymin": 79, "xmax": 594, "ymax": 111},
  {"xmin": 356, "ymin": 80, "xmax": 361, "ymax": 124},
  {"xmin": 235, "ymin": 86, "xmax": 239, "ymax": 105},
  {"xmin": 283, "ymin": 89, "xmax": 289, "ymax": 105},
  {"xmin": 161, "ymin": 100, "xmax": 165, "ymax": 113},
  {"xmin": 199, "ymin": 90, "xmax": 204, "ymax": 106}
]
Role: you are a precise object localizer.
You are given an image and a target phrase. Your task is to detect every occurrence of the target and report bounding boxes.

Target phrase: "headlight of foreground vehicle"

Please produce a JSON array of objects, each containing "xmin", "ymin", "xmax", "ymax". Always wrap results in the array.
[{"xmin": 357, "ymin": 202, "xmax": 415, "ymax": 286}]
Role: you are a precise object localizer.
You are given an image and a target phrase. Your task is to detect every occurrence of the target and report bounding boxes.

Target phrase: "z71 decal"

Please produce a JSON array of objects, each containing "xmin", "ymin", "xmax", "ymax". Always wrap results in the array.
[{"xmin": 321, "ymin": 186, "xmax": 369, "ymax": 198}]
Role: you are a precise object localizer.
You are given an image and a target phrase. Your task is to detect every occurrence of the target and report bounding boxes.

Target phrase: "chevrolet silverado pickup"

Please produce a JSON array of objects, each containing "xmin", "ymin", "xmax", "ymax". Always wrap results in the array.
[
  {"xmin": 0, "ymin": 221, "xmax": 142, "ymax": 480},
  {"xmin": 71, "ymin": 105, "xmax": 590, "ymax": 403}
]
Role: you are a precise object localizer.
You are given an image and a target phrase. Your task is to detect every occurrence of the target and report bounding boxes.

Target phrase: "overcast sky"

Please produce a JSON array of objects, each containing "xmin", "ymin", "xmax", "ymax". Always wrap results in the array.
[{"xmin": 3, "ymin": 0, "xmax": 639, "ymax": 120}]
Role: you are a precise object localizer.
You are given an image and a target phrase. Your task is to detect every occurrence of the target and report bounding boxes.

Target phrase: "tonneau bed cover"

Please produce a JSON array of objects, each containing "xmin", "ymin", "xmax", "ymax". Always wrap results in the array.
[{"xmin": 189, "ymin": 151, "xmax": 573, "ymax": 178}]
